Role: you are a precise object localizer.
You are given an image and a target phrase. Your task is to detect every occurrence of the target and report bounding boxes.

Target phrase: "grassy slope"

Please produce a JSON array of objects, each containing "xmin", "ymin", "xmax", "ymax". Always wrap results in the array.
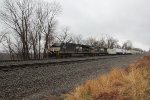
[{"xmin": 65, "ymin": 55, "xmax": 150, "ymax": 100}]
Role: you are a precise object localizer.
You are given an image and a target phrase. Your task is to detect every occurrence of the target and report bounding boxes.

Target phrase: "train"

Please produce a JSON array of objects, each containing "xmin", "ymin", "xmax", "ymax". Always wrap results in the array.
[{"xmin": 48, "ymin": 42, "xmax": 143, "ymax": 58}]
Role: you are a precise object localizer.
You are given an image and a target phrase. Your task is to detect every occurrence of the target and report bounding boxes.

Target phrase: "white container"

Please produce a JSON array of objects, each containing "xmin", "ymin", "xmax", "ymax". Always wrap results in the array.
[
  {"xmin": 126, "ymin": 50, "xmax": 132, "ymax": 54},
  {"xmin": 115, "ymin": 48, "xmax": 123, "ymax": 54},
  {"xmin": 107, "ymin": 49, "xmax": 117, "ymax": 54}
]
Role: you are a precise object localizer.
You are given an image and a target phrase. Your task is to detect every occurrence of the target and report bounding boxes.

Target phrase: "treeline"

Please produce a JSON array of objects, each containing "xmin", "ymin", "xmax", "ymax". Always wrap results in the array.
[
  {"xmin": 0, "ymin": 0, "xmax": 142, "ymax": 60},
  {"xmin": 0, "ymin": 0, "xmax": 61, "ymax": 60}
]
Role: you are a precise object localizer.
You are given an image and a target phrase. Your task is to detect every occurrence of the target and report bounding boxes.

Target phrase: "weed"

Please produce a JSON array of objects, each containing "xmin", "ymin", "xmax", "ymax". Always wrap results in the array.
[{"xmin": 65, "ymin": 56, "xmax": 150, "ymax": 100}]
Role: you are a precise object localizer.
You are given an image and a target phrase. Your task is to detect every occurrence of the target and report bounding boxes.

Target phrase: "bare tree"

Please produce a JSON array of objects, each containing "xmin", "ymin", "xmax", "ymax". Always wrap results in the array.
[
  {"xmin": 39, "ymin": 2, "xmax": 61, "ymax": 58},
  {"xmin": 0, "ymin": 32, "xmax": 8, "ymax": 43},
  {"xmin": 106, "ymin": 36, "xmax": 118, "ymax": 49},
  {"xmin": 34, "ymin": 4, "xmax": 45, "ymax": 59},
  {"xmin": 57, "ymin": 27, "xmax": 73, "ymax": 43},
  {"xmin": 0, "ymin": 0, "xmax": 61, "ymax": 59},
  {"xmin": 1, "ymin": 35, "xmax": 17, "ymax": 59},
  {"xmin": 114, "ymin": 44, "xmax": 121, "ymax": 48},
  {"xmin": 84, "ymin": 37, "xmax": 97, "ymax": 46},
  {"xmin": 72, "ymin": 34, "xmax": 83, "ymax": 44},
  {"xmin": 98, "ymin": 37, "xmax": 106, "ymax": 48},
  {"xmin": 0, "ymin": 0, "xmax": 35, "ymax": 59},
  {"xmin": 122, "ymin": 40, "xmax": 133, "ymax": 50},
  {"xmin": 28, "ymin": 30, "xmax": 38, "ymax": 59}
]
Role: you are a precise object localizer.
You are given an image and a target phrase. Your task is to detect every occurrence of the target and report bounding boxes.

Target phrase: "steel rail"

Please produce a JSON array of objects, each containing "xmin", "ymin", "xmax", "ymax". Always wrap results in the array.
[{"xmin": 0, "ymin": 55, "xmax": 129, "ymax": 71}]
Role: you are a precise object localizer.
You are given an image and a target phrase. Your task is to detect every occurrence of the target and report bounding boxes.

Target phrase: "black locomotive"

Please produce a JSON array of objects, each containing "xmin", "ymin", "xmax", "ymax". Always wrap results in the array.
[{"xmin": 48, "ymin": 42, "xmax": 107, "ymax": 58}]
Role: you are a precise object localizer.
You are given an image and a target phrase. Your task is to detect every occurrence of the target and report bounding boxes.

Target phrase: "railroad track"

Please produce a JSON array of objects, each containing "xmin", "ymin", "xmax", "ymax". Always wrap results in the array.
[{"xmin": 0, "ymin": 55, "xmax": 128, "ymax": 71}]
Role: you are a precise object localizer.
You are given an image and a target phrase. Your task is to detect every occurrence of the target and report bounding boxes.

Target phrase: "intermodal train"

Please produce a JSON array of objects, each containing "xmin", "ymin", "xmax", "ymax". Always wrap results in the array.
[{"xmin": 48, "ymin": 42, "xmax": 142, "ymax": 58}]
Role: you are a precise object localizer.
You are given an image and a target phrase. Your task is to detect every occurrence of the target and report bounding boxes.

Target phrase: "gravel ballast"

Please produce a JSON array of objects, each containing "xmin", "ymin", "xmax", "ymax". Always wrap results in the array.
[{"xmin": 0, "ymin": 55, "xmax": 143, "ymax": 100}]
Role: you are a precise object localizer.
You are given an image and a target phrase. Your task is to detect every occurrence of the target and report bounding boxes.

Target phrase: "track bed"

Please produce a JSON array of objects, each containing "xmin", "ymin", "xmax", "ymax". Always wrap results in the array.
[{"xmin": 0, "ymin": 55, "xmax": 143, "ymax": 100}]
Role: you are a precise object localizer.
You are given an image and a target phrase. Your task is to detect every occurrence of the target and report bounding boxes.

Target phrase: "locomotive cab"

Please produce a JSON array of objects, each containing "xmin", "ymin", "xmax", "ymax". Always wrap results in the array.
[
  {"xmin": 50, "ymin": 43, "xmax": 61, "ymax": 51},
  {"xmin": 48, "ymin": 43, "xmax": 62, "ymax": 57}
]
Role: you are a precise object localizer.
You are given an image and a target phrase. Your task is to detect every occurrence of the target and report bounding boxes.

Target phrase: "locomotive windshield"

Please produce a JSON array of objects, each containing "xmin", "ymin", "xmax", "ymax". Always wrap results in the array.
[{"xmin": 51, "ymin": 43, "xmax": 62, "ymax": 47}]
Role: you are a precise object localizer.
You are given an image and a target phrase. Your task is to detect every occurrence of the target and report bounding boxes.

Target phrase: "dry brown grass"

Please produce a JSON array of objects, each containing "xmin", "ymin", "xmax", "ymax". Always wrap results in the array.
[{"xmin": 65, "ymin": 55, "xmax": 150, "ymax": 100}]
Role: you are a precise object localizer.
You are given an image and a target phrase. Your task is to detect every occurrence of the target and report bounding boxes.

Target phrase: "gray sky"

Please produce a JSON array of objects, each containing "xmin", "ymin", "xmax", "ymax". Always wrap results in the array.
[
  {"xmin": 1, "ymin": 0, "xmax": 150, "ymax": 50},
  {"xmin": 51, "ymin": 0, "xmax": 150, "ymax": 50}
]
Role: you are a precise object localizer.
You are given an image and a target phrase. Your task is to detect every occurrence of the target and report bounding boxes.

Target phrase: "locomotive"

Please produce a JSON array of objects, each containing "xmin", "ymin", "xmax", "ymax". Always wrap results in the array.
[{"xmin": 48, "ymin": 42, "xmax": 142, "ymax": 58}]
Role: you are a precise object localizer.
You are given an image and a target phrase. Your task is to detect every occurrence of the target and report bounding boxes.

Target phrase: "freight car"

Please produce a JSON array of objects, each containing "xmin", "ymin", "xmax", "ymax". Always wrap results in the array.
[
  {"xmin": 107, "ymin": 48, "xmax": 143, "ymax": 55},
  {"xmin": 107, "ymin": 48, "xmax": 126, "ymax": 55}
]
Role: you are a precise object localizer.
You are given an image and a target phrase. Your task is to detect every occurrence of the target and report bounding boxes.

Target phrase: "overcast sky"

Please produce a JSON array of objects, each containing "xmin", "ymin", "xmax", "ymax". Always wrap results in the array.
[
  {"xmin": 48, "ymin": 0, "xmax": 150, "ymax": 50},
  {"xmin": 1, "ymin": 0, "xmax": 150, "ymax": 50}
]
